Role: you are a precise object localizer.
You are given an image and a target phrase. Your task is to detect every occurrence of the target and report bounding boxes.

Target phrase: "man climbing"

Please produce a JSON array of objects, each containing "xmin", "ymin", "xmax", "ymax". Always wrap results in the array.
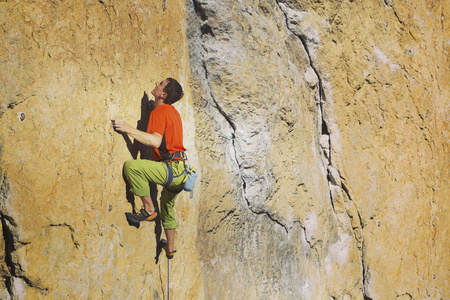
[{"xmin": 111, "ymin": 78, "xmax": 185, "ymax": 259}]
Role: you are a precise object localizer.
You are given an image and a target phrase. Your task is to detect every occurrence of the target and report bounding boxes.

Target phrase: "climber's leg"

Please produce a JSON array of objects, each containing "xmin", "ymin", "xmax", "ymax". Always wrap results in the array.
[{"xmin": 123, "ymin": 159, "xmax": 167, "ymax": 222}]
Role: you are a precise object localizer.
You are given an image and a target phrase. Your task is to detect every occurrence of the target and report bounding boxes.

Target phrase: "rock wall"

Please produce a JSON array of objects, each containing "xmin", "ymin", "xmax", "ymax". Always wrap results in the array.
[
  {"xmin": 1, "ymin": 0, "xmax": 449, "ymax": 299},
  {"xmin": 188, "ymin": 0, "xmax": 449, "ymax": 299},
  {"xmin": 0, "ymin": 0, "xmax": 202, "ymax": 299}
]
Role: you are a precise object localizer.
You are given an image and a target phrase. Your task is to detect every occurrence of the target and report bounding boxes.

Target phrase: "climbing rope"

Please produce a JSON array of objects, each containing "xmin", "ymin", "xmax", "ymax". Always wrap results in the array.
[{"xmin": 167, "ymin": 259, "xmax": 170, "ymax": 300}]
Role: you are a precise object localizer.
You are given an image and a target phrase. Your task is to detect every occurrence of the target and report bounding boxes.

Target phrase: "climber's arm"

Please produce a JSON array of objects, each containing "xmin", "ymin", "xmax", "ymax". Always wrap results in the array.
[{"xmin": 111, "ymin": 119, "xmax": 162, "ymax": 148}]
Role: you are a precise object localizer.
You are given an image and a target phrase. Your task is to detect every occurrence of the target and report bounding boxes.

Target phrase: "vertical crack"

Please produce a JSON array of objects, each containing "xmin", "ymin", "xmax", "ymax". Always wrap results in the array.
[
  {"xmin": 275, "ymin": 1, "xmax": 370, "ymax": 298},
  {"xmin": 362, "ymin": 250, "xmax": 374, "ymax": 300},
  {"xmin": 200, "ymin": 58, "xmax": 289, "ymax": 234},
  {"xmin": 1, "ymin": 216, "xmax": 48, "ymax": 297},
  {"xmin": 1, "ymin": 172, "xmax": 48, "ymax": 297},
  {"xmin": 193, "ymin": 0, "xmax": 289, "ymax": 234},
  {"xmin": 1, "ymin": 217, "xmax": 14, "ymax": 298}
]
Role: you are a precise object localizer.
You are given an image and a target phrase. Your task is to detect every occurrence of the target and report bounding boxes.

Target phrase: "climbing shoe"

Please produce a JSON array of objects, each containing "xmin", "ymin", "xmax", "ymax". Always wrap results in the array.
[
  {"xmin": 160, "ymin": 239, "xmax": 177, "ymax": 259},
  {"xmin": 126, "ymin": 208, "xmax": 159, "ymax": 223}
]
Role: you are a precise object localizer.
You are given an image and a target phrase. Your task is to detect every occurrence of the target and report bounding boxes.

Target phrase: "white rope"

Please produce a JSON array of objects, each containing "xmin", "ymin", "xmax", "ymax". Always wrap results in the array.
[{"xmin": 167, "ymin": 259, "xmax": 170, "ymax": 300}]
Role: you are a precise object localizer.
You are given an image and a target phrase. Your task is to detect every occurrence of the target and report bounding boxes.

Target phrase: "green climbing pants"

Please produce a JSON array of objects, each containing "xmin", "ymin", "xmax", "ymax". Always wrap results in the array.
[{"xmin": 123, "ymin": 159, "xmax": 185, "ymax": 229}]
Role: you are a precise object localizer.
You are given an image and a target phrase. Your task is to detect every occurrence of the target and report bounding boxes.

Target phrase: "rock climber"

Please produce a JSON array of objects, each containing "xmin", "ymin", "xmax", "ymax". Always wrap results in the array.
[{"xmin": 111, "ymin": 78, "xmax": 185, "ymax": 259}]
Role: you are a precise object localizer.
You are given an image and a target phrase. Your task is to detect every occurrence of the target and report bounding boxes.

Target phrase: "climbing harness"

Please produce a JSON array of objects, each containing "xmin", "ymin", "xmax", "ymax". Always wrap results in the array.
[
  {"xmin": 159, "ymin": 152, "xmax": 196, "ymax": 299},
  {"xmin": 162, "ymin": 152, "xmax": 197, "ymax": 195}
]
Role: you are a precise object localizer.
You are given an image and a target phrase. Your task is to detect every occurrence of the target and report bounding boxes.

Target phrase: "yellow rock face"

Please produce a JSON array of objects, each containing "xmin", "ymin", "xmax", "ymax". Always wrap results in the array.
[
  {"xmin": 1, "ymin": 0, "xmax": 202, "ymax": 299},
  {"xmin": 0, "ymin": 0, "xmax": 448, "ymax": 299}
]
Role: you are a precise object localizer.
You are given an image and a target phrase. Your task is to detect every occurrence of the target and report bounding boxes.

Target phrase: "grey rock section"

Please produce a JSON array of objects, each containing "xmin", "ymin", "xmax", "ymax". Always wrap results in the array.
[
  {"xmin": 187, "ymin": 1, "xmax": 363, "ymax": 298},
  {"xmin": 188, "ymin": 0, "xmax": 449, "ymax": 299}
]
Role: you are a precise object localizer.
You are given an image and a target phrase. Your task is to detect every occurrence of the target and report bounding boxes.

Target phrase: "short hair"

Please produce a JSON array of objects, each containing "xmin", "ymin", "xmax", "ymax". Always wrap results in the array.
[{"xmin": 163, "ymin": 78, "xmax": 184, "ymax": 104}]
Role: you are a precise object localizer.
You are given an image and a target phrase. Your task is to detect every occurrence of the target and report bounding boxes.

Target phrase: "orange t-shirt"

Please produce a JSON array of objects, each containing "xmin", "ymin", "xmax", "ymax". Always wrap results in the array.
[{"xmin": 147, "ymin": 104, "xmax": 186, "ymax": 161}]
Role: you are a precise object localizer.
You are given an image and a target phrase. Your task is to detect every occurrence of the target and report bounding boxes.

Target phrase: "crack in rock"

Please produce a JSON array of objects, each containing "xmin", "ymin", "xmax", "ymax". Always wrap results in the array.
[
  {"xmin": 193, "ymin": 0, "xmax": 290, "ymax": 234},
  {"xmin": 206, "ymin": 209, "xmax": 236, "ymax": 234},
  {"xmin": 275, "ymin": 1, "xmax": 370, "ymax": 298},
  {"xmin": 0, "ymin": 171, "xmax": 74, "ymax": 297},
  {"xmin": 49, "ymin": 223, "xmax": 80, "ymax": 250},
  {"xmin": 1, "ymin": 217, "xmax": 49, "ymax": 298}
]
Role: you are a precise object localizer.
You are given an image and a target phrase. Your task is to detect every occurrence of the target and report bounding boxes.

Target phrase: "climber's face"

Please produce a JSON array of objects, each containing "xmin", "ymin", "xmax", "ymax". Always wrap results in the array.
[{"xmin": 151, "ymin": 80, "xmax": 169, "ymax": 103}]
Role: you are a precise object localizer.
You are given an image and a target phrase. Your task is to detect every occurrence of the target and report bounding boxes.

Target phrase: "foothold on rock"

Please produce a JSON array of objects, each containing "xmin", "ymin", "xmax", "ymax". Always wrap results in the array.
[{"xmin": 19, "ymin": 112, "xmax": 25, "ymax": 121}]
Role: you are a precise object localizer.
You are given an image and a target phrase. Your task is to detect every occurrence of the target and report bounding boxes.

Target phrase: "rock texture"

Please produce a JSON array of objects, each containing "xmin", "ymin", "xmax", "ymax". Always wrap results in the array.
[
  {"xmin": 1, "ymin": 0, "xmax": 449, "ymax": 299},
  {"xmin": 0, "ymin": 1, "xmax": 202, "ymax": 299},
  {"xmin": 188, "ymin": 0, "xmax": 449, "ymax": 299}
]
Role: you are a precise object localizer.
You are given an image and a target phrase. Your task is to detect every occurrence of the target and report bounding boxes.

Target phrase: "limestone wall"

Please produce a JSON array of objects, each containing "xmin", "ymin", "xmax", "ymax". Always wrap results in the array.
[
  {"xmin": 188, "ymin": 0, "xmax": 449, "ymax": 299},
  {"xmin": 0, "ymin": 0, "xmax": 202, "ymax": 299},
  {"xmin": 0, "ymin": 0, "xmax": 448, "ymax": 299}
]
